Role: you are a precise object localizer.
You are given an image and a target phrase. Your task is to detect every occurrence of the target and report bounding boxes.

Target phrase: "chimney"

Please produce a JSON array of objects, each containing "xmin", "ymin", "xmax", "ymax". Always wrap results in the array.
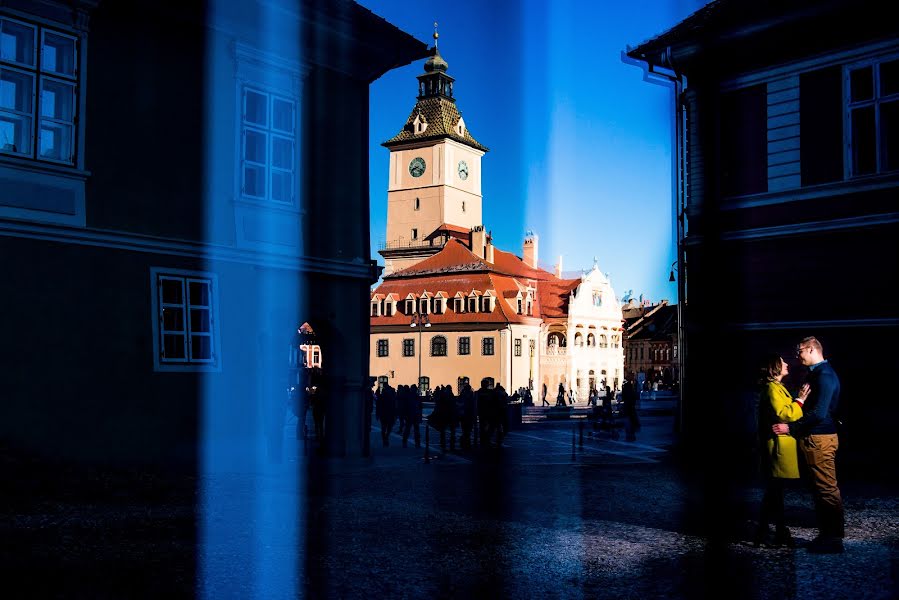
[
  {"xmin": 470, "ymin": 225, "xmax": 486, "ymax": 259},
  {"xmin": 554, "ymin": 255, "xmax": 563, "ymax": 278},
  {"xmin": 522, "ymin": 232, "xmax": 538, "ymax": 268},
  {"xmin": 485, "ymin": 241, "xmax": 495, "ymax": 263}
]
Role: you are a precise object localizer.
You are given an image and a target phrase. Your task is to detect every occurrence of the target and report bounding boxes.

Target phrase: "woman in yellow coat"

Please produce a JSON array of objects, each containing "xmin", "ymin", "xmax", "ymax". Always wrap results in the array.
[{"xmin": 754, "ymin": 353, "xmax": 808, "ymax": 547}]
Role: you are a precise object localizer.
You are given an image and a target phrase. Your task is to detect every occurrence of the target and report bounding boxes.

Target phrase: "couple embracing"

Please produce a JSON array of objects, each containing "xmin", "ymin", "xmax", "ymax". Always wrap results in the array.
[{"xmin": 755, "ymin": 336, "xmax": 844, "ymax": 554}]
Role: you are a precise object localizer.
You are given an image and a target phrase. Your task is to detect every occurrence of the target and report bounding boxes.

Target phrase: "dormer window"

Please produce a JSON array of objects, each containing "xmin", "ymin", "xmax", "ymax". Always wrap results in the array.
[
  {"xmin": 455, "ymin": 297, "xmax": 465, "ymax": 313},
  {"xmin": 481, "ymin": 296, "xmax": 492, "ymax": 312},
  {"xmin": 455, "ymin": 116, "xmax": 465, "ymax": 136},
  {"xmin": 370, "ymin": 301, "xmax": 380, "ymax": 317},
  {"xmin": 419, "ymin": 297, "xmax": 429, "ymax": 314},
  {"xmin": 517, "ymin": 298, "xmax": 523, "ymax": 314},
  {"xmin": 385, "ymin": 301, "xmax": 395, "ymax": 316},
  {"xmin": 468, "ymin": 297, "xmax": 478, "ymax": 313},
  {"xmin": 405, "ymin": 299, "xmax": 414, "ymax": 314},
  {"xmin": 527, "ymin": 300, "xmax": 533, "ymax": 316},
  {"xmin": 412, "ymin": 112, "xmax": 428, "ymax": 134}
]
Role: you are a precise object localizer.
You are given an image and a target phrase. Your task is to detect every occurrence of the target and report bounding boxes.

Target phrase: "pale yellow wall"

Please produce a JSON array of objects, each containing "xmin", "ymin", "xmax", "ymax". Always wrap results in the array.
[
  {"xmin": 384, "ymin": 141, "xmax": 484, "ymax": 245},
  {"xmin": 370, "ymin": 330, "xmax": 502, "ymax": 391}
]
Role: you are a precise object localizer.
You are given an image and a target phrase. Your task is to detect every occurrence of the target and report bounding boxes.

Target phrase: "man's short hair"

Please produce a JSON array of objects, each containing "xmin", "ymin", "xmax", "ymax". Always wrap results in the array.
[{"xmin": 799, "ymin": 336, "xmax": 823, "ymax": 353}]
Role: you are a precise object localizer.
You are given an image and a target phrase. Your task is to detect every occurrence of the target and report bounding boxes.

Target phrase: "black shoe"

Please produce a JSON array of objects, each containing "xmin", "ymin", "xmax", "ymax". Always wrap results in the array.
[
  {"xmin": 752, "ymin": 525, "xmax": 771, "ymax": 548},
  {"xmin": 771, "ymin": 527, "xmax": 795, "ymax": 548},
  {"xmin": 805, "ymin": 536, "xmax": 844, "ymax": 554}
]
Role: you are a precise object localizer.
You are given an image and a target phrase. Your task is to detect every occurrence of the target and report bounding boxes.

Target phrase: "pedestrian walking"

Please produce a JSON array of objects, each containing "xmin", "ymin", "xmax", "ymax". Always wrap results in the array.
[{"xmin": 377, "ymin": 383, "xmax": 397, "ymax": 447}]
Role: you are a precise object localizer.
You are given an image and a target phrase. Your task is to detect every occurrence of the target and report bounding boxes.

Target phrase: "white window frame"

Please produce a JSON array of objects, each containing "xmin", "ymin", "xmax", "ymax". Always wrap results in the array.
[
  {"xmin": 240, "ymin": 85, "xmax": 297, "ymax": 204},
  {"xmin": 844, "ymin": 52, "xmax": 899, "ymax": 178},
  {"xmin": 0, "ymin": 15, "xmax": 79, "ymax": 165},
  {"xmin": 150, "ymin": 267, "xmax": 222, "ymax": 372}
]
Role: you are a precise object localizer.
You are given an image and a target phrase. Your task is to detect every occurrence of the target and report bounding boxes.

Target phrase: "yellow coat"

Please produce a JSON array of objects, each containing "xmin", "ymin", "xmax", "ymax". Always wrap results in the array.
[{"xmin": 761, "ymin": 380, "xmax": 804, "ymax": 479}]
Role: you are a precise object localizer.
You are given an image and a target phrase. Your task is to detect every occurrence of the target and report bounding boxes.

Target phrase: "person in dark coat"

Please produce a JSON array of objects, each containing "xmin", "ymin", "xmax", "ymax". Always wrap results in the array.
[
  {"xmin": 491, "ymin": 383, "xmax": 510, "ymax": 446},
  {"xmin": 435, "ymin": 384, "xmax": 458, "ymax": 450},
  {"xmin": 403, "ymin": 384, "xmax": 422, "ymax": 448},
  {"xmin": 477, "ymin": 379, "xmax": 494, "ymax": 446},
  {"xmin": 377, "ymin": 383, "xmax": 397, "ymax": 447},
  {"xmin": 459, "ymin": 382, "xmax": 477, "ymax": 448},
  {"xmin": 556, "ymin": 382, "xmax": 566, "ymax": 406},
  {"xmin": 396, "ymin": 385, "xmax": 411, "ymax": 436},
  {"xmin": 309, "ymin": 368, "xmax": 326, "ymax": 442},
  {"xmin": 542, "ymin": 382, "xmax": 550, "ymax": 406},
  {"xmin": 621, "ymin": 379, "xmax": 639, "ymax": 441}
]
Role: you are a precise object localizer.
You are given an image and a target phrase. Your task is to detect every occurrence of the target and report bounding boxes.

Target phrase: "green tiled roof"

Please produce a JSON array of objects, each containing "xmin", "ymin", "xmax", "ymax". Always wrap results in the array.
[{"xmin": 382, "ymin": 96, "xmax": 488, "ymax": 152}]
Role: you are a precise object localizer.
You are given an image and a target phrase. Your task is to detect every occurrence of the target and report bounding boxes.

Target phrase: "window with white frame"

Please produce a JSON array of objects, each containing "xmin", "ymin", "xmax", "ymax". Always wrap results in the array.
[
  {"xmin": 846, "ymin": 55, "xmax": 899, "ymax": 177},
  {"xmin": 241, "ymin": 86, "xmax": 296, "ymax": 203},
  {"xmin": 0, "ymin": 16, "xmax": 78, "ymax": 164},
  {"xmin": 151, "ymin": 269, "xmax": 219, "ymax": 370}
]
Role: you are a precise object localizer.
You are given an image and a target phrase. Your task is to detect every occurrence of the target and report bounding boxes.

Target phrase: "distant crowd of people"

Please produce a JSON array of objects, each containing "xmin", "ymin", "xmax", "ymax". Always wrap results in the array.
[{"xmin": 372, "ymin": 378, "xmax": 513, "ymax": 449}]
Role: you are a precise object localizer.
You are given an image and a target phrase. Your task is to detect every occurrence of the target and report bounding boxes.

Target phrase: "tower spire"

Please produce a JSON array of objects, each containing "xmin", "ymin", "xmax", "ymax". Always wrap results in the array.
[{"xmin": 433, "ymin": 21, "xmax": 438, "ymax": 48}]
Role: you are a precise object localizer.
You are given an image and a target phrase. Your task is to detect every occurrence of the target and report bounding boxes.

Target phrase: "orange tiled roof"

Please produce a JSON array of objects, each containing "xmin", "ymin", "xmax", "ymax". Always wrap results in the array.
[{"xmin": 372, "ymin": 239, "xmax": 582, "ymax": 325}]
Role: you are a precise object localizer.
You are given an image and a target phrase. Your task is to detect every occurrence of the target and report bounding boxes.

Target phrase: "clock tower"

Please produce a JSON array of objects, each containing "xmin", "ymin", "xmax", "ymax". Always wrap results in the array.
[{"xmin": 379, "ymin": 28, "xmax": 488, "ymax": 276}]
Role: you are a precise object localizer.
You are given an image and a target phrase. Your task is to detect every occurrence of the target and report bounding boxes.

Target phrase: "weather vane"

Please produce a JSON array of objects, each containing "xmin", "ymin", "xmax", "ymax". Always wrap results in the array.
[{"xmin": 433, "ymin": 21, "xmax": 439, "ymax": 47}]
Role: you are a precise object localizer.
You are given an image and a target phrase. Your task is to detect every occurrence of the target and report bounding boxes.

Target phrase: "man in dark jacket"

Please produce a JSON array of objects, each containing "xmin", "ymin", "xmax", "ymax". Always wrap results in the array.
[
  {"xmin": 620, "ymin": 380, "xmax": 639, "ymax": 441},
  {"xmin": 459, "ymin": 383, "xmax": 477, "ymax": 448},
  {"xmin": 773, "ymin": 336, "xmax": 844, "ymax": 553},
  {"xmin": 403, "ymin": 385, "xmax": 422, "ymax": 448},
  {"xmin": 477, "ymin": 379, "xmax": 494, "ymax": 446},
  {"xmin": 377, "ymin": 383, "xmax": 397, "ymax": 447}
]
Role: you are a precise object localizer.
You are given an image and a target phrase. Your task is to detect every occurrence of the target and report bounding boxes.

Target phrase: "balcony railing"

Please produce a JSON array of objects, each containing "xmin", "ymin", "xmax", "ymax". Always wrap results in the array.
[
  {"xmin": 544, "ymin": 345, "xmax": 567, "ymax": 356},
  {"xmin": 378, "ymin": 237, "xmax": 449, "ymax": 251}
]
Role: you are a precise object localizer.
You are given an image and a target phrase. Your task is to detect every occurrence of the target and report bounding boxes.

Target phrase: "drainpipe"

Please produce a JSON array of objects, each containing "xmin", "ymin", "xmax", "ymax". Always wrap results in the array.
[{"xmin": 622, "ymin": 45, "xmax": 688, "ymax": 435}]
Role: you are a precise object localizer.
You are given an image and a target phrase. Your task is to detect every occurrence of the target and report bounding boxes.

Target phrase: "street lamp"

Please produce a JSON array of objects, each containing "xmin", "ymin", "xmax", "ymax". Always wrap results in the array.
[{"xmin": 410, "ymin": 312, "xmax": 431, "ymax": 394}]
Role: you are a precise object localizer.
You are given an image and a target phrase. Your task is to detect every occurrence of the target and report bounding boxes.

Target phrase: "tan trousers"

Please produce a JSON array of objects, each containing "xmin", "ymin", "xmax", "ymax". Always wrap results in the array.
[{"xmin": 800, "ymin": 433, "xmax": 844, "ymax": 537}]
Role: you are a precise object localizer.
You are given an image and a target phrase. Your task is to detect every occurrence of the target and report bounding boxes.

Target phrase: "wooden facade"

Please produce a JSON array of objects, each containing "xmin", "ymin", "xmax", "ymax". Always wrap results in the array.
[{"xmin": 627, "ymin": 0, "xmax": 899, "ymax": 469}]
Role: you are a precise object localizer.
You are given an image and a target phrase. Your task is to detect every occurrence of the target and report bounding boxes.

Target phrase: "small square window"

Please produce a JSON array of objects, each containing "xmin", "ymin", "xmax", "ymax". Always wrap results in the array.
[{"xmin": 152, "ymin": 269, "xmax": 220, "ymax": 371}]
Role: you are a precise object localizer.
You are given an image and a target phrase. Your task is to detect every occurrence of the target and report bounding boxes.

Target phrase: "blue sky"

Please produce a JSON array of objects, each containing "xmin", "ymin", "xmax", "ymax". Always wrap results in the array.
[{"xmin": 362, "ymin": 0, "xmax": 707, "ymax": 303}]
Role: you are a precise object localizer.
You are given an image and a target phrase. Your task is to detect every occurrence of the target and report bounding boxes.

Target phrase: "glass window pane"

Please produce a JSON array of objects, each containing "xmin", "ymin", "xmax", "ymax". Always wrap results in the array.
[
  {"xmin": 0, "ymin": 68, "xmax": 34, "ymax": 113},
  {"xmin": 272, "ymin": 97, "xmax": 293, "ymax": 132},
  {"xmin": 881, "ymin": 100, "xmax": 899, "ymax": 172},
  {"xmin": 162, "ymin": 307, "xmax": 184, "ymax": 332},
  {"xmin": 191, "ymin": 335, "xmax": 212, "ymax": 360},
  {"xmin": 244, "ymin": 129, "xmax": 265, "ymax": 163},
  {"xmin": 188, "ymin": 281, "xmax": 210, "ymax": 306},
  {"xmin": 164, "ymin": 334, "xmax": 186, "ymax": 359},
  {"xmin": 272, "ymin": 136, "xmax": 292, "ymax": 169},
  {"xmin": 851, "ymin": 105, "xmax": 876, "ymax": 175},
  {"xmin": 160, "ymin": 278, "xmax": 183, "ymax": 304},
  {"xmin": 41, "ymin": 32, "xmax": 76, "ymax": 77},
  {"xmin": 881, "ymin": 59, "xmax": 899, "ymax": 98},
  {"xmin": 0, "ymin": 113, "xmax": 32, "ymax": 154},
  {"xmin": 40, "ymin": 78, "xmax": 75, "ymax": 121},
  {"xmin": 0, "ymin": 19, "xmax": 36, "ymax": 66},
  {"xmin": 271, "ymin": 169, "xmax": 292, "ymax": 203},
  {"xmin": 850, "ymin": 66, "xmax": 873, "ymax": 102},
  {"xmin": 39, "ymin": 120, "xmax": 73, "ymax": 162},
  {"xmin": 190, "ymin": 308, "xmax": 211, "ymax": 333},
  {"xmin": 244, "ymin": 163, "xmax": 265, "ymax": 197},
  {"xmin": 245, "ymin": 89, "xmax": 266, "ymax": 126}
]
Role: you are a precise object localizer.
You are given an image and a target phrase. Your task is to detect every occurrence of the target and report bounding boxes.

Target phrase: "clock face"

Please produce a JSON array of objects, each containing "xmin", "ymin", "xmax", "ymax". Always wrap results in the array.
[
  {"xmin": 457, "ymin": 160, "xmax": 469, "ymax": 180},
  {"xmin": 409, "ymin": 157, "xmax": 426, "ymax": 178}
]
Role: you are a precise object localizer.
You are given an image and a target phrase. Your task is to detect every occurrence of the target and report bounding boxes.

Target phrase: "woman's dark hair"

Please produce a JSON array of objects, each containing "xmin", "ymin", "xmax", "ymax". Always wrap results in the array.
[{"xmin": 760, "ymin": 352, "xmax": 783, "ymax": 382}]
